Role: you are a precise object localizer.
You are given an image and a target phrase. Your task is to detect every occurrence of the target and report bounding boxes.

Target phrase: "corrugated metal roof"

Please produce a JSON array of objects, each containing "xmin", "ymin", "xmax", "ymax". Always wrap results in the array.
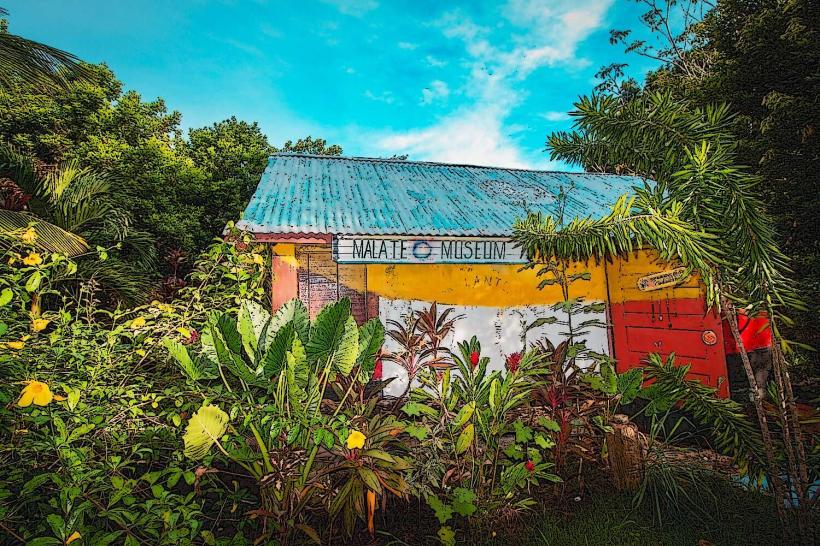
[{"xmin": 237, "ymin": 153, "xmax": 647, "ymax": 237}]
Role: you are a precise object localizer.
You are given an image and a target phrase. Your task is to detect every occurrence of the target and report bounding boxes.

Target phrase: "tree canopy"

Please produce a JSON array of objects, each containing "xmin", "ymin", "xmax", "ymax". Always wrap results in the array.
[
  {"xmin": 598, "ymin": 0, "xmax": 819, "ymax": 352},
  {"xmin": 0, "ymin": 58, "xmax": 342, "ymax": 291}
]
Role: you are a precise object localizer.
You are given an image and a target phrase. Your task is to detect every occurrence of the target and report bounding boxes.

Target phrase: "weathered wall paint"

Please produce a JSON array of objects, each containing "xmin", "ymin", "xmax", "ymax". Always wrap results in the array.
[
  {"xmin": 271, "ymin": 243, "xmax": 298, "ymax": 310},
  {"xmin": 271, "ymin": 243, "xmax": 731, "ymax": 398},
  {"xmin": 378, "ymin": 299, "xmax": 608, "ymax": 396},
  {"xmin": 606, "ymin": 250, "xmax": 730, "ymax": 397},
  {"xmin": 365, "ymin": 261, "xmax": 607, "ymax": 306},
  {"xmin": 280, "ymin": 243, "xmax": 610, "ymax": 396}
]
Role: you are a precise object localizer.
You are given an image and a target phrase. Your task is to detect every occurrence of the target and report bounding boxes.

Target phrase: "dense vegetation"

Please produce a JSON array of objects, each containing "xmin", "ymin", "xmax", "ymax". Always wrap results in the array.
[
  {"xmin": 0, "ymin": 3, "xmax": 817, "ymax": 545},
  {"xmin": 595, "ymin": 0, "xmax": 819, "ymax": 359},
  {"xmin": 0, "ymin": 58, "xmax": 341, "ymax": 299},
  {"xmin": 2, "ymin": 231, "xmax": 789, "ymax": 544}
]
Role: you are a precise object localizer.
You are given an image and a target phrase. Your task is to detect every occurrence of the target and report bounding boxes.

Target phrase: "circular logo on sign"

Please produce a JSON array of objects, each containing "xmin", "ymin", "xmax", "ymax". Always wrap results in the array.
[
  {"xmin": 412, "ymin": 241, "xmax": 432, "ymax": 260},
  {"xmin": 702, "ymin": 330, "xmax": 718, "ymax": 346}
]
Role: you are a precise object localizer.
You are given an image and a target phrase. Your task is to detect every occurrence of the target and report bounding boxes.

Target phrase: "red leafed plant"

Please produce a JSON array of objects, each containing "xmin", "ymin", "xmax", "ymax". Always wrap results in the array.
[{"xmin": 381, "ymin": 302, "xmax": 462, "ymax": 402}]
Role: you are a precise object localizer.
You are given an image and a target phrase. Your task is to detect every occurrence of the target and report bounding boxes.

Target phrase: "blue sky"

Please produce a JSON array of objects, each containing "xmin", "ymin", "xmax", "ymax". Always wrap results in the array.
[{"xmin": 5, "ymin": 0, "xmax": 658, "ymax": 170}]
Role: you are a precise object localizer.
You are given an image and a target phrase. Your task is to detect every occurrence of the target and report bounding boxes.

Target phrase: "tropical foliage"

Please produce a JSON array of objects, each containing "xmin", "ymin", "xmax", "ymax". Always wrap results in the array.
[
  {"xmin": 0, "ymin": 9, "xmax": 343, "ymax": 296},
  {"xmin": 6, "ymin": 227, "xmax": 742, "ymax": 544},
  {"xmin": 510, "ymin": 4, "xmax": 817, "ymax": 537}
]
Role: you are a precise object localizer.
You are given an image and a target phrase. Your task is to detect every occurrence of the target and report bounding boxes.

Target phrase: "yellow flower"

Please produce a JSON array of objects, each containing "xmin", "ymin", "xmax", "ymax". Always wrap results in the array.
[
  {"xmin": 346, "ymin": 430, "xmax": 366, "ymax": 450},
  {"xmin": 152, "ymin": 301, "xmax": 174, "ymax": 313},
  {"xmin": 65, "ymin": 531, "xmax": 82, "ymax": 544},
  {"xmin": 130, "ymin": 316, "xmax": 146, "ymax": 329},
  {"xmin": 252, "ymin": 253, "xmax": 264, "ymax": 265},
  {"xmin": 31, "ymin": 318, "xmax": 50, "ymax": 332},
  {"xmin": 22, "ymin": 252, "xmax": 42, "ymax": 266},
  {"xmin": 5, "ymin": 340, "xmax": 25, "ymax": 350},
  {"xmin": 18, "ymin": 380, "xmax": 54, "ymax": 407},
  {"xmin": 21, "ymin": 227, "xmax": 37, "ymax": 244}
]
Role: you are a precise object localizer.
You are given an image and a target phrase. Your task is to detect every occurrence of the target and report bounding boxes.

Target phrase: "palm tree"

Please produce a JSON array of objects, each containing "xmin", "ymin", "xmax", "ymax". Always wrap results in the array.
[
  {"xmin": 0, "ymin": 143, "xmax": 156, "ymax": 301},
  {"xmin": 514, "ymin": 91, "xmax": 811, "ymax": 540},
  {"xmin": 0, "ymin": 7, "xmax": 92, "ymax": 91}
]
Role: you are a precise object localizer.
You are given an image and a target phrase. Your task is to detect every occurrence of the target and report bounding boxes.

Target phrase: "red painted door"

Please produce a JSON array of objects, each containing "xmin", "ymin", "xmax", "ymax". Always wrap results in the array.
[{"xmin": 606, "ymin": 251, "xmax": 730, "ymax": 398}]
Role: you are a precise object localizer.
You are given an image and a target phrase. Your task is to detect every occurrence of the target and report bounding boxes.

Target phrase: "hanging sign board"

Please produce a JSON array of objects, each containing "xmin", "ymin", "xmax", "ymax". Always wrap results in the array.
[
  {"xmin": 333, "ymin": 235, "xmax": 527, "ymax": 264},
  {"xmin": 637, "ymin": 267, "xmax": 690, "ymax": 291}
]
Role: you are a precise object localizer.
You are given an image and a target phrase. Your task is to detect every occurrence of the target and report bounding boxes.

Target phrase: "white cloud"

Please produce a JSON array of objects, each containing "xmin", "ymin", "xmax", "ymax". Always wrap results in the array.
[
  {"xmin": 540, "ymin": 110, "xmax": 571, "ymax": 121},
  {"xmin": 320, "ymin": 0, "xmax": 379, "ymax": 16},
  {"xmin": 421, "ymin": 80, "xmax": 450, "ymax": 105},
  {"xmin": 398, "ymin": 41, "xmax": 418, "ymax": 50},
  {"xmin": 425, "ymin": 55, "xmax": 447, "ymax": 68},
  {"xmin": 364, "ymin": 89, "xmax": 395, "ymax": 104},
  {"xmin": 379, "ymin": 106, "xmax": 534, "ymax": 168},
  {"xmin": 374, "ymin": 0, "xmax": 612, "ymax": 167}
]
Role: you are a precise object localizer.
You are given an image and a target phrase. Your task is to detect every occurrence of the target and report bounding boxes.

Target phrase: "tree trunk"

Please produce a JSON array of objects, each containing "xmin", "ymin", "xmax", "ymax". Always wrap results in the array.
[
  {"xmin": 606, "ymin": 414, "xmax": 646, "ymax": 491},
  {"xmin": 722, "ymin": 299, "xmax": 787, "ymax": 526},
  {"xmin": 770, "ymin": 337, "xmax": 811, "ymax": 543}
]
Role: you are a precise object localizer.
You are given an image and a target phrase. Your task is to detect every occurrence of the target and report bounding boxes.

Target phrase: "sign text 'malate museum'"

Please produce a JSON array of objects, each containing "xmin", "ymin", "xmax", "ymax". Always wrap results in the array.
[{"xmin": 334, "ymin": 236, "xmax": 527, "ymax": 264}]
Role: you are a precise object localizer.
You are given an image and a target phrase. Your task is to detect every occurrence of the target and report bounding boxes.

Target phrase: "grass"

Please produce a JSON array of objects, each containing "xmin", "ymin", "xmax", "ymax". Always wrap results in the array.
[{"xmin": 522, "ymin": 484, "xmax": 787, "ymax": 546}]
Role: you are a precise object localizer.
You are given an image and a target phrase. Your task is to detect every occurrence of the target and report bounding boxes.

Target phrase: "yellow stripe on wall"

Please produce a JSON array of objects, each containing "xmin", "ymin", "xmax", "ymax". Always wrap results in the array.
[
  {"xmin": 280, "ymin": 244, "xmax": 707, "ymax": 308},
  {"xmin": 366, "ymin": 262, "xmax": 607, "ymax": 306}
]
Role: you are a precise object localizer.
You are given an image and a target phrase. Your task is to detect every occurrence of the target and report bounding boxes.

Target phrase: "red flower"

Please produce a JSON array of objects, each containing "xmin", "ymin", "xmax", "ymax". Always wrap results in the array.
[
  {"xmin": 373, "ymin": 357, "xmax": 383, "ymax": 380},
  {"xmin": 469, "ymin": 351, "xmax": 480, "ymax": 368},
  {"xmin": 525, "ymin": 460, "xmax": 535, "ymax": 473},
  {"xmin": 506, "ymin": 352, "xmax": 522, "ymax": 373},
  {"xmin": 182, "ymin": 329, "xmax": 200, "ymax": 345}
]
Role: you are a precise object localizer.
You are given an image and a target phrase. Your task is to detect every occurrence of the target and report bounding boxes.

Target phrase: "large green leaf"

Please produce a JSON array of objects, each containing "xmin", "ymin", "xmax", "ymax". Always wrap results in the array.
[
  {"xmin": 455, "ymin": 424, "xmax": 474, "ymax": 454},
  {"xmin": 270, "ymin": 298, "xmax": 309, "ymax": 344},
  {"xmin": 263, "ymin": 322, "xmax": 295, "ymax": 379},
  {"xmin": 288, "ymin": 337, "xmax": 309, "ymax": 390},
  {"xmin": 333, "ymin": 316, "xmax": 359, "ymax": 375},
  {"xmin": 306, "ymin": 299, "xmax": 359, "ymax": 375},
  {"xmin": 215, "ymin": 313, "xmax": 243, "ymax": 355},
  {"xmin": 163, "ymin": 338, "xmax": 213, "ymax": 381},
  {"xmin": 286, "ymin": 338, "xmax": 310, "ymax": 412},
  {"xmin": 208, "ymin": 318, "xmax": 256, "ymax": 384},
  {"xmin": 183, "ymin": 404, "xmax": 229, "ymax": 460},
  {"xmin": 356, "ymin": 318, "xmax": 384, "ymax": 372},
  {"xmin": 238, "ymin": 299, "xmax": 270, "ymax": 360}
]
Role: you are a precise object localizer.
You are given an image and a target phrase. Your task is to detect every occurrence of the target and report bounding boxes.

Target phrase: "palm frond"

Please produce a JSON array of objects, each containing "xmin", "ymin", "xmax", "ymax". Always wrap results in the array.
[
  {"xmin": 642, "ymin": 353, "xmax": 765, "ymax": 477},
  {"xmin": 0, "ymin": 141, "xmax": 39, "ymax": 196},
  {"xmin": 513, "ymin": 194, "xmax": 724, "ymax": 305},
  {"xmin": 0, "ymin": 13, "xmax": 94, "ymax": 91},
  {"xmin": 0, "ymin": 210, "xmax": 88, "ymax": 255},
  {"xmin": 73, "ymin": 256, "xmax": 154, "ymax": 304}
]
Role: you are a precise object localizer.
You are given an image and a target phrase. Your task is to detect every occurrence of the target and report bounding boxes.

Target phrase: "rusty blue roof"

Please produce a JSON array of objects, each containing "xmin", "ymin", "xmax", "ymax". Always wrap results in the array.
[{"xmin": 237, "ymin": 153, "xmax": 647, "ymax": 237}]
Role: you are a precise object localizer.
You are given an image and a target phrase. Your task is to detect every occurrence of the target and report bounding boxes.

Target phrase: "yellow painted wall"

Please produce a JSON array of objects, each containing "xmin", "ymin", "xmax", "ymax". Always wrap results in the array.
[
  {"xmin": 365, "ymin": 262, "xmax": 607, "ymax": 306},
  {"xmin": 606, "ymin": 250, "xmax": 701, "ymax": 303},
  {"xmin": 275, "ymin": 244, "xmax": 708, "ymax": 308}
]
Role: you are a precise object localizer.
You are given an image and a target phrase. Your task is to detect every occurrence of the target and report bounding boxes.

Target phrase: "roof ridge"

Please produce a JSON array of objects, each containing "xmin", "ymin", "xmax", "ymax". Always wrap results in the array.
[{"xmin": 269, "ymin": 153, "xmax": 645, "ymax": 178}]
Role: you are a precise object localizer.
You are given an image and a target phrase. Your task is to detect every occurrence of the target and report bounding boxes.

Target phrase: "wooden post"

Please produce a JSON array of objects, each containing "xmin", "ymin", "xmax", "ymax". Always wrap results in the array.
[{"xmin": 606, "ymin": 414, "xmax": 646, "ymax": 491}]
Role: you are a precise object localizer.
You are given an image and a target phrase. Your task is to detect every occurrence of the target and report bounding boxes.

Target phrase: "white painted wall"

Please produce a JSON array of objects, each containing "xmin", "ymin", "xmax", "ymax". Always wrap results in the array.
[{"xmin": 378, "ymin": 298, "xmax": 609, "ymax": 396}]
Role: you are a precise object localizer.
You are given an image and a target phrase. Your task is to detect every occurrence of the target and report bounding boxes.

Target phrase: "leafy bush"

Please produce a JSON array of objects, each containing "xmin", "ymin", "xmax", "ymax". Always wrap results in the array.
[{"xmin": 2, "ymin": 226, "xmax": 735, "ymax": 544}]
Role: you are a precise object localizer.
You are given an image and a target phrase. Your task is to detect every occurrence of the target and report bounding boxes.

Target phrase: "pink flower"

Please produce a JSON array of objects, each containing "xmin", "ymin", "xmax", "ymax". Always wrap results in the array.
[
  {"xmin": 506, "ymin": 352, "xmax": 522, "ymax": 373},
  {"xmin": 470, "ymin": 351, "xmax": 479, "ymax": 369},
  {"xmin": 525, "ymin": 460, "xmax": 535, "ymax": 473}
]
